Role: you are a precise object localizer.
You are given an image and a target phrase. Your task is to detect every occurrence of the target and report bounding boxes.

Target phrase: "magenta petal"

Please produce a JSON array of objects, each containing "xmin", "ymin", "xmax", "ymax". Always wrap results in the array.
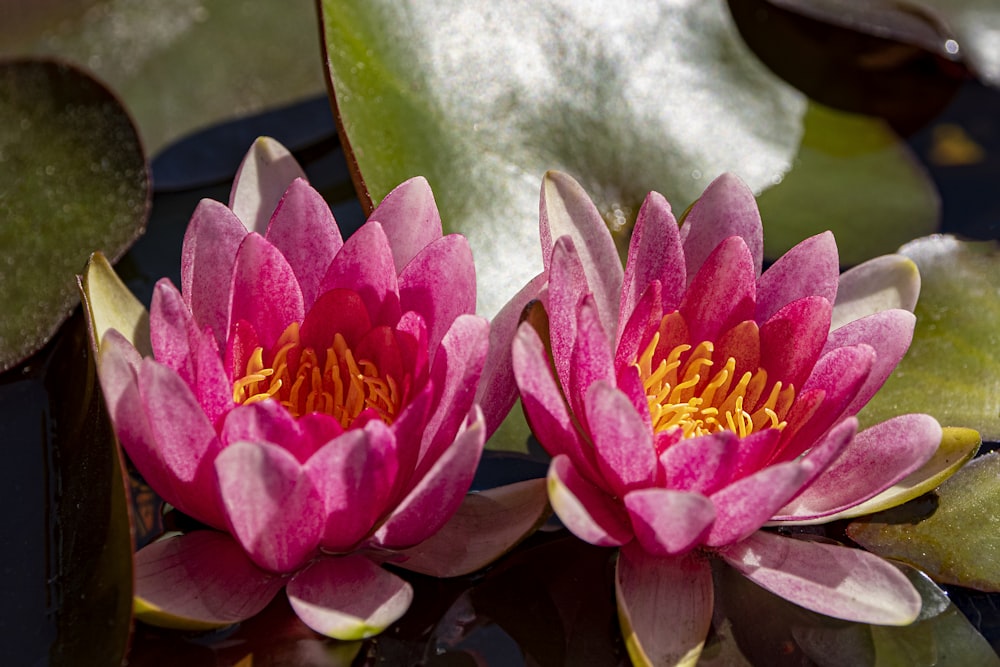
[
  {"xmin": 215, "ymin": 441, "xmax": 323, "ymax": 573},
  {"xmin": 772, "ymin": 417, "xmax": 858, "ymax": 490},
  {"xmin": 398, "ymin": 234, "xmax": 476, "ymax": 354},
  {"xmin": 569, "ymin": 296, "xmax": 615, "ymax": 418},
  {"xmin": 369, "ymin": 176, "xmax": 443, "ymax": 272},
  {"xmin": 540, "ymin": 171, "xmax": 624, "ymax": 338},
  {"xmin": 305, "ymin": 423, "xmax": 399, "ymax": 552},
  {"xmin": 586, "ymin": 381, "xmax": 656, "ymax": 495},
  {"xmin": 374, "ymin": 407, "xmax": 485, "ymax": 549},
  {"xmin": 265, "ymin": 178, "xmax": 343, "ymax": 308},
  {"xmin": 776, "ymin": 414, "xmax": 941, "ymax": 521},
  {"xmin": 621, "ymin": 191, "xmax": 684, "ymax": 325},
  {"xmin": 229, "ymin": 137, "xmax": 306, "ymax": 235},
  {"xmin": 139, "ymin": 359, "xmax": 225, "ymax": 528},
  {"xmin": 417, "ymin": 314, "xmax": 488, "ymax": 475},
  {"xmin": 221, "ymin": 401, "xmax": 342, "ymax": 464},
  {"xmin": 625, "ymin": 488, "xmax": 715, "ymax": 556},
  {"xmin": 320, "ymin": 221, "xmax": 400, "ymax": 326},
  {"xmin": 823, "ymin": 309, "xmax": 916, "ymax": 419},
  {"xmin": 705, "ymin": 461, "xmax": 810, "ymax": 547},
  {"xmin": 660, "ymin": 431, "xmax": 741, "ymax": 495},
  {"xmin": 299, "ymin": 288, "xmax": 372, "ymax": 351},
  {"xmin": 616, "ymin": 543, "xmax": 713, "ymax": 667},
  {"xmin": 548, "ymin": 454, "xmax": 633, "ymax": 547},
  {"xmin": 180, "ymin": 198, "xmax": 247, "ymax": 346},
  {"xmin": 546, "ymin": 236, "xmax": 588, "ymax": 392},
  {"xmin": 679, "ymin": 173, "xmax": 763, "ymax": 279},
  {"xmin": 135, "ymin": 531, "xmax": 284, "ymax": 626},
  {"xmin": 679, "ymin": 237, "xmax": 756, "ymax": 344},
  {"xmin": 756, "ymin": 231, "xmax": 839, "ymax": 323},
  {"xmin": 718, "ymin": 531, "xmax": 921, "ymax": 625},
  {"xmin": 758, "ymin": 296, "xmax": 833, "ymax": 390},
  {"xmin": 393, "ymin": 478, "xmax": 550, "ymax": 577},
  {"xmin": 287, "ymin": 555, "xmax": 413, "ymax": 640},
  {"xmin": 475, "ymin": 272, "xmax": 546, "ymax": 437},
  {"xmin": 512, "ymin": 323, "xmax": 604, "ymax": 485},
  {"xmin": 614, "ymin": 280, "xmax": 663, "ymax": 372},
  {"xmin": 229, "ymin": 233, "xmax": 305, "ymax": 351}
]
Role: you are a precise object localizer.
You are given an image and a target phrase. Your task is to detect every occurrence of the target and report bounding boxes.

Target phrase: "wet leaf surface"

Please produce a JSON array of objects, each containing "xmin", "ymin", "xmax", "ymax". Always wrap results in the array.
[{"xmin": 0, "ymin": 59, "xmax": 149, "ymax": 371}]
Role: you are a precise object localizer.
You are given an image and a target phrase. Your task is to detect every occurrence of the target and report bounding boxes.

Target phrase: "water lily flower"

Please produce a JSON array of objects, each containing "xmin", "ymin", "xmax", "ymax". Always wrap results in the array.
[
  {"xmin": 91, "ymin": 138, "xmax": 547, "ymax": 639},
  {"xmin": 512, "ymin": 171, "xmax": 943, "ymax": 666}
]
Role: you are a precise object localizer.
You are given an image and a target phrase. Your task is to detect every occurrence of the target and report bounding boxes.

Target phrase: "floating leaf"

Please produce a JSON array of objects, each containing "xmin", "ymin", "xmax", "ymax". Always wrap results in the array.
[
  {"xmin": 0, "ymin": 59, "xmax": 149, "ymax": 371},
  {"xmin": 321, "ymin": 0, "xmax": 808, "ymax": 316},
  {"xmin": 849, "ymin": 452, "xmax": 1000, "ymax": 591},
  {"xmin": 0, "ymin": 0, "xmax": 327, "ymax": 153},
  {"xmin": 757, "ymin": 102, "xmax": 940, "ymax": 265},
  {"xmin": 858, "ymin": 236, "xmax": 1000, "ymax": 440}
]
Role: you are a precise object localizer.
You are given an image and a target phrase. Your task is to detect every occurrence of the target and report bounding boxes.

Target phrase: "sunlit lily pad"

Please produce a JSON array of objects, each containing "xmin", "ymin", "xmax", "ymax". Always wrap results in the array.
[
  {"xmin": 848, "ymin": 451, "xmax": 1000, "ymax": 591},
  {"xmin": 858, "ymin": 236, "xmax": 1000, "ymax": 440},
  {"xmin": 757, "ymin": 102, "xmax": 940, "ymax": 265},
  {"xmin": 321, "ymin": 0, "xmax": 808, "ymax": 316},
  {"xmin": 0, "ymin": 59, "xmax": 149, "ymax": 371}
]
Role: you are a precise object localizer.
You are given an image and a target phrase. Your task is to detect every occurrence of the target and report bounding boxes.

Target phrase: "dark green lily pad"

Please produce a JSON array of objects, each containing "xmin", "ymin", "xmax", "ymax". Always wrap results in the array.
[
  {"xmin": 848, "ymin": 452, "xmax": 1000, "ymax": 592},
  {"xmin": 857, "ymin": 236, "xmax": 1000, "ymax": 440},
  {"xmin": 0, "ymin": 59, "xmax": 149, "ymax": 371}
]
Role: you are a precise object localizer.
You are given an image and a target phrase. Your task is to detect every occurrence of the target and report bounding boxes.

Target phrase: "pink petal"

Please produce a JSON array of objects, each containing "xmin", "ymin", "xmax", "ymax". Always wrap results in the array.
[
  {"xmin": 229, "ymin": 233, "xmax": 305, "ymax": 351},
  {"xmin": 548, "ymin": 454, "xmax": 633, "ymax": 547},
  {"xmin": 755, "ymin": 231, "xmax": 839, "ymax": 323},
  {"xmin": 221, "ymin": 400, "xmax": 343, "ymax": 463},
  {"xmin": 135, "ymin": 531, "xmax": 284, "ymax": 626},
  {"xmin": 718, "ymin": 531, "xmax": 921, "ymax": 625},
  {"xmin": 758, "ymin": 296, "xmax": 833, "ymax": 390},
  {"xmin": 398, "ymin": 234, "xmax": 476, "ymax": 355},
  {"xmin": 660, "ymin": 431, "xmax": 741, "ymax": 495},
  {"xmin": 831, "ymin": 254, "xmax": 920, "ymax": 330},
  {"xmin": 586, "ymin": 381, "xmax": 656, "ymax": 495},
  {"xmin": 299, "ymin": 288, "xmax": 372, "ymax": 351},
  {"xmin": 616, "ymin": 364, "xmax": 653, "ymax": 431},
  {"xmin": 138, "ymin": 359, "xmax": 225, "ymax": 528},
  {"xmin": 624, "ymin": 488, "xmax": 715, "ymax": 556},
  {"xmin": 546, "ymin": 236, "xmax": 588, "ymax": 393},
  {"xmin": 374, "ymin": 407, "xmax": 485, "ymax": 549},
  {"xmin": 265, "ymin": 178, "xmax": 343, "ymax": 308},
  {"xmin": 678, "ymin": 236, "xmax": 756, "ymax": 344},
  {"xmin": 215, "ymin": 441, "xmax": 323, "ymax": 573},
  {"xmin": 305, "ymin": 422, "xmax": 400, "ymax": 552},
  {"xmin": 731, "ymin": 428, "xmax": 783, "ymax": 480},
  {"xmin": 392, "ymin": 478, "xmax": 550, "ymax": 577},
  {"xmin": 569, "ymin": 295, "xmax": 615, "ymax": 419},
  {"xmin": 620, "ymin": 191, "xmax": 684, "ymax": 329},
  {"xmin": 679, "ymin": 173, "xmax": 763, "ymax": 280},
  {"xmin": 772, "ymin": 416, "xmax": 858, "ymax": 488},
  {"xmin": 386, "ymin": 384, "xmax": 433, "ymax": 488},
  {"xmin": 540, "ymin": 170, "xmax": 624, "ymax": 338},
  {"xmin": 369, "ymin": 176, "xmax": 443, "ymax": 273},
  {"xmin": 417, "ymin": 314, "xmax": 488, "ymax": 475},
  {"xmin": 705, "ymin": 461, "xmax": 810, "ymax": 547},
  {"xmin": 822, "ymin": 309, "xmax": 916, "ymax": 419},
  {"xmin": 475, "ymin": 272, "xmax": 546, "ymax": 437},
  {"xmin": 180, "ymin": 198, "xmax": 246, "ymax": 346},
  {"xmin": 287, "ymin": 555, "xmax": 413, "ymax": 640},
  {"xmin": 774, "ymin": 414, "xmax": 941, "ymax": 521},
  {"xmin": 614, "ymin": 280, "xmax": 663, "ymax": 372},
  {"xmin": 229, "ymin": 137, "xmax": 306, "ymax": 235},
  {"xmin": 320, "ymin": 221, "xmax": 400, "ymax": 326},
  {"xmin": 512, "ymin": 323, "xmax": 605, "ymax": 485},
  {"xmin": 616, "ymin": 543, "xmax": 713, "ymax": 667}
]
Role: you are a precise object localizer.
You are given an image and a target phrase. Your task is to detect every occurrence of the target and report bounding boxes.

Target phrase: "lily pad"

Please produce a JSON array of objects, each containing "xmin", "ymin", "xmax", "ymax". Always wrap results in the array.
[
  {"xmin": 0, "ymin": 0, "xmax": 327, "ymax": 154},
  {"xmin": 0, "ymin": 59, "xmax": 149, "ymax": 371},
  {"xmin": 848, "ymin": 451, "xmax": 1000, "ymax": 592},
  {"xmin": 756, "ymin": 102, "xmax": 941, "ymax": 265},
  {"xmin": 858, "ymin": 236, "xmax": 1000, "ymax": 440},
  {"xmin": 320, "ymin": 0, "xmax": 808, "ymax": 316}
]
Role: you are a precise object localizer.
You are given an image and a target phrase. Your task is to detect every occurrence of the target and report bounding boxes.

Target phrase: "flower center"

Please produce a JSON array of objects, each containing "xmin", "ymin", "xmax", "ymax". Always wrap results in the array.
[
  {"xmin": 232, "ymin": 322, "xmax": 400, "ymax": 428},
  {"xmin": 633, "ymin": 331, "xmax": 795, "ymax": 439}
]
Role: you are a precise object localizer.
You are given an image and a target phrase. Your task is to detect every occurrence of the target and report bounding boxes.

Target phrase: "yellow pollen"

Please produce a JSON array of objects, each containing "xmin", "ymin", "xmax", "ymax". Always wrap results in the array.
[
  {"xmin": 633, "ymin": 331, "xmax": 793, "ymax": 439},
  {"xmin": 232, "ymin": 322, "xmax": 401, "ymax": 428}
]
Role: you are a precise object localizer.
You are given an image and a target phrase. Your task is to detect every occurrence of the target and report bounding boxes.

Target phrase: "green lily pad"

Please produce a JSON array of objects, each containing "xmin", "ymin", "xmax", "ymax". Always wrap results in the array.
[
  {"xmin": 757, "ymin": 102, "xmax": 940, "ymax": 265},
  {"xmin": 0, "ymin": 59, "xmax": 149, "ymax": 372},
  {"xmin": 0, "ymin": 0, "xmax": 327, "ymax": 154},
  {"xmin": 848, "ymin": 451, "xmax": 1000, "ymax": 591},
  {"xmin": 858, "ymin": 236, "xmax": 1000, "ymax": 440},
  {"xmin": 321, "ymin": 0, "xmax": 808, "ymax": 316}
]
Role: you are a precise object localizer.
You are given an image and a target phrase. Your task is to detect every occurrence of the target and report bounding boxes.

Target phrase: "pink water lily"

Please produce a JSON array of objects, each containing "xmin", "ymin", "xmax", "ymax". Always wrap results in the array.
[
  {"xmin": 95, "ymin": 139, "xmax": 546, "ymax": 639},
  {"xmin": 512, "ymin": 171, "xmax": 943, "ymax": 665}
]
